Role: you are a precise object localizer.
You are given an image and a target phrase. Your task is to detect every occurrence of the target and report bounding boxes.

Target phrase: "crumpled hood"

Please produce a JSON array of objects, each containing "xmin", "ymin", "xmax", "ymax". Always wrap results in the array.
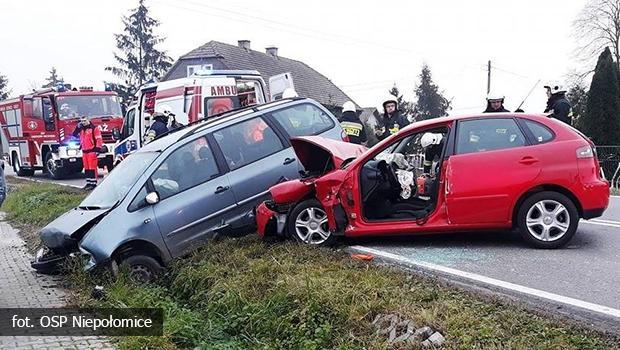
[
  {"xmin": 290, "ymin": 136, "xmax": 367, "ymax": 175},
  {"xmin": 40, "ymin": 207, "xmax": 109, "ymax": 250}
]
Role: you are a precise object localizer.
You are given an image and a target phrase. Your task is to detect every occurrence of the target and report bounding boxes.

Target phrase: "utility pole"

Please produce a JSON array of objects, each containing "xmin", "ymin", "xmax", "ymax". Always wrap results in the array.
[{"xmin": 487, "ymin": 60, "xmax": 491, "ymax": 94}]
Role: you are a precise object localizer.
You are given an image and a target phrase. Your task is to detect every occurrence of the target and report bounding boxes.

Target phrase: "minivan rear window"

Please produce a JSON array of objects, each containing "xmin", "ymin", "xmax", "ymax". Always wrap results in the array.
[{"xmin": 269, "ymin": 103, "xmax": 334, "ymax": 137}]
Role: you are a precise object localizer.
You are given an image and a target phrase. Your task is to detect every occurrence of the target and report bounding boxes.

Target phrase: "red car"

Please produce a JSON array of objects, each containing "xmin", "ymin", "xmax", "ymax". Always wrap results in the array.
[{"xmin": 256, "ymin": 113, "xmax": 609, "ymax": 248}]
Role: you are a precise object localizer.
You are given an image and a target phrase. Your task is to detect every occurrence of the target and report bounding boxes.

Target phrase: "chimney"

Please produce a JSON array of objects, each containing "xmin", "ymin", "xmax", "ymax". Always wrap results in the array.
[
  {"xmin": 238, "ymin": 40, "xmax": 251, "ymax": 51},
  {"xmin": 265, "ymin": 46, "xmax": 278, "ymax": 57}
]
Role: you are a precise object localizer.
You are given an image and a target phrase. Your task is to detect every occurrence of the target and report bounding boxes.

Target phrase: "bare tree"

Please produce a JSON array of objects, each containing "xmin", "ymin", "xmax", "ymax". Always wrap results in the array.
[{"xmin": 573, "ymin": 0, "xmax": 620, "ymax": 73}]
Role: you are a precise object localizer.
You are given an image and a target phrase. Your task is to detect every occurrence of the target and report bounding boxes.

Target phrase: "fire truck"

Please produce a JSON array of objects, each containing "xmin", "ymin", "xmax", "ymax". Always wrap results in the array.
[
  {"xmin": 113, "ymin": 70, "xmax": 294, "ymax": 161},
  {"xmin": 0, "ymin": 85, "xmax": 124, "ymax": 179}
]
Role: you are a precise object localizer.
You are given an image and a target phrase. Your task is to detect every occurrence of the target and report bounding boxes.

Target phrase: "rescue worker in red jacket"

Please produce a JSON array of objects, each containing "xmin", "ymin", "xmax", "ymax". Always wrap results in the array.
[{"xmin": 72, "ymin": 117, "xmax": 103, "ymax": 190}]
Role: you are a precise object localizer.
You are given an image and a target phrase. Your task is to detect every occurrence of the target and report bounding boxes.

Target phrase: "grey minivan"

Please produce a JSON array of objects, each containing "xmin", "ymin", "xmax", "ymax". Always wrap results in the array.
[{"xmin": 32, "ymin": 98, "xmax": 347, "ymax": 280}]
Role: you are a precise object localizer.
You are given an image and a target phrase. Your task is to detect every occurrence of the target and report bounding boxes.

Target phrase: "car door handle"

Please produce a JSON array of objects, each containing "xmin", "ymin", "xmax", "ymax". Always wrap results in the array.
[
  {"xmin": 215, "ymin": 185, "xmax": 230, "ymax": 194},
  {"xmin": 519, "ymin": 156, "xmax": 539, "ymax": 165},
  {"xmin": 283, "ymin": 157, "xmax": 296, "ymax": 165}
]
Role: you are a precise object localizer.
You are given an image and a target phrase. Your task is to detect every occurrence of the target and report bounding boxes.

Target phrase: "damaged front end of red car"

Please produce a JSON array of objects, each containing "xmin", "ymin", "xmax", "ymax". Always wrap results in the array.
[{"xmin": 256, "ymin": 136, "xmax": 366, "ymax": 238}]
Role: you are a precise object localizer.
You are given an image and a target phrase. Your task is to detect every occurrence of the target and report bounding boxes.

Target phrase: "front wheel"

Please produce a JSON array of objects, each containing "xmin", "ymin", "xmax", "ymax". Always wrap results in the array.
[
  {"xmin": 13, "ymin": 153, "xmax": 34, "ymax": 176},
  {"xmin": 45, "ymin": 152, "xmax": 67, "ymax": 179},
  {"xmin": 517, "ymin": 191, "xmax": 579, "ymax": 249},
  {"xmin": 288, "ymin": 199, "xmax": 337, "ymax": 246},
  {"xmin": 119, "ymin": 255, "xmax": 163, "ymax": 283}
]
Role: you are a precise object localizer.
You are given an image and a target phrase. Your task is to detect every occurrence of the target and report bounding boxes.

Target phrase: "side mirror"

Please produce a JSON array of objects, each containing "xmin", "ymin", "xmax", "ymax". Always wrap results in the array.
[
  {"xmin": 112, "ymin": 128, "xmax": 121, "ymax": 141},
  {"xmin": 145, "ymin": 192, "xmax": 160, "ymax": 205}
]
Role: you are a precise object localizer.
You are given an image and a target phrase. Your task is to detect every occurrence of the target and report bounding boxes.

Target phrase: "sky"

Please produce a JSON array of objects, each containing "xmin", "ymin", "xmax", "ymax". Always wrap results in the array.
[{"xmin": 0, "ymin": 0, "xmax": 589, "ymax": 115}]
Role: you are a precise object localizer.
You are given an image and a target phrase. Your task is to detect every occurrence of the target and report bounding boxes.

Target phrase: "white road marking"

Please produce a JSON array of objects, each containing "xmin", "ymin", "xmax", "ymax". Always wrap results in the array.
[
  {"xmin": 349, "ymin": 245, "xmax": 620, "ymax": 319},
  {"xmin": 581, "ymin": 219, "xmax": 620, "ymax": 229}
]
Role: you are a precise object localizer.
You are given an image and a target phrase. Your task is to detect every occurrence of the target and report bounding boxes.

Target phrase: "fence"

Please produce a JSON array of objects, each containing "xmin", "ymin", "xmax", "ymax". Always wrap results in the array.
[{"xmin": 596, "ymin": 146, "xmax": 620, "ymax": 189}]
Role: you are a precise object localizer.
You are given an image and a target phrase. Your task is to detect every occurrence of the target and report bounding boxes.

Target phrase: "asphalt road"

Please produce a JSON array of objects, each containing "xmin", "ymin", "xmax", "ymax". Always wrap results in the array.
[
  {"xmin": 4, "ymin": 167, "xmax": 107, "ymax": 188},
  {"xmin": 350, "ymin": 198, "xmax": 620, "ymax": 331}
]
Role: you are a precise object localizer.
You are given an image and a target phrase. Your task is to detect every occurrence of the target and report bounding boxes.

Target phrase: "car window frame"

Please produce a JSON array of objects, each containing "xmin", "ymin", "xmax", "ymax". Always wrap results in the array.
[
  {"xmin": 263, "ymin": 101, "xmax": 336, "ymax": 142},
  {"xmin": 516, "ymin": 118, "xmax": 556, "ymax": 145},
  {"xmin": 454, "ymin": 117, "xmax": 531, "ymax": 155},
  {"xmin": 146, "ymin": 134, "xmax": 224, "ymax": 203},
  {"xmin": 210, "ymin": 115, "xmax": 287, "ymax": 172}
]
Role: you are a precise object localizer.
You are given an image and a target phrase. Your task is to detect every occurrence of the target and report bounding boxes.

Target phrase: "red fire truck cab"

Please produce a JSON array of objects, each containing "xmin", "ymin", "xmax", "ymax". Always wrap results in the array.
[{"xmin": 0, "ymin": 86, "xmax": 123, "ymax": 179}]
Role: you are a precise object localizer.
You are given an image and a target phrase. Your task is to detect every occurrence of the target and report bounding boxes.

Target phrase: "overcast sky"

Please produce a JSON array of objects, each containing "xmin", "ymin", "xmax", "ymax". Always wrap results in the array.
[{"xmin": 0, "ymin": 0, "xmax": 588, "ymax": 114}]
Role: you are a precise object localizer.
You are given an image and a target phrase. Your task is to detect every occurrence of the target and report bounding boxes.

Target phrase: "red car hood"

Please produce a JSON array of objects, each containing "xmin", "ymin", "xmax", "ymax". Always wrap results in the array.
[{"xmin": 290, "ymin": 136, "xmax": 367, "ymax": 174}]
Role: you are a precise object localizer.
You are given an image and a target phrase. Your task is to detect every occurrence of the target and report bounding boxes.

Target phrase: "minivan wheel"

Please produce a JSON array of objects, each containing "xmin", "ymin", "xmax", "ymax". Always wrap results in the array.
[
  {"xmin": 120, "ymin": 255, "xmax": 163, "ymax": 283},
  {"xmin": 517, "ymin": 191, "xmax": 579, "ymax": 249},
  {"xmin": 288, "ymin": 199, "xmax": 337, "ymax": 246}
]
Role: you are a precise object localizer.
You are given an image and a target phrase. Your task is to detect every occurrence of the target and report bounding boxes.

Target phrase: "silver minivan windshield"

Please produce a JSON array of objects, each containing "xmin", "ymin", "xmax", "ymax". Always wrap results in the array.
[{"xmin": 79, "ymin": 152, "xmax": 158, "ymax": 209}]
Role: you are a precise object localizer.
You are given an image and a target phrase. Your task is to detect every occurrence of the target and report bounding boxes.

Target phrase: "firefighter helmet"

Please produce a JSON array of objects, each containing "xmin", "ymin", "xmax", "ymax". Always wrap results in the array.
[
  {"xmin": 486, "ymin": 92, "xmax": 504, "ymax": 102},
  {"xmin": 155, "ymin": 104, "xmax": 174, "ymax": 116},
  {"xmin": 382, "ymin": 95, "xmax": 398, "ymax": 109},
  {"xmin": 544, "ymin": 82, "xmax": 566, "ymax": 95},
  {"xmin": 421, "ymin": 132, "xmax": 443, "ymax": 148},
  {"xmin": 342, "ymin": 101, "xmax": 356, "ymax": 113}
]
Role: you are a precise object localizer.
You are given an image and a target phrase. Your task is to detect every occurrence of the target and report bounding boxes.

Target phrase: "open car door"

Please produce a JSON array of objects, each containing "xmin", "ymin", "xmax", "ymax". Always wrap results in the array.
[{"xmin": 269, "ymin": 72, "xmax": 295, "ymax": 100}]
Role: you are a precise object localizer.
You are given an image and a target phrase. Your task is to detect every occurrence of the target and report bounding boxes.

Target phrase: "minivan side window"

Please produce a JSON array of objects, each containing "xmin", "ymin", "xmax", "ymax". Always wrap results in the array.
[
  {"xmin": 213, "ymin": 117, "xmax": 284, "ymax": 170},
  {"xmin": 150, "ymin": 137, "xmax": 219, "ymax": 199},
  {"xmin": 456, "ymin": 118, "xmax": 527, "ymax": 155},
  {"xmin": 269, "ymin": 103, "xmax": 334, "ymax": 137},
  {"xmin": 523, "ymin": 120, "xmax": 554, "ymax": 144}
]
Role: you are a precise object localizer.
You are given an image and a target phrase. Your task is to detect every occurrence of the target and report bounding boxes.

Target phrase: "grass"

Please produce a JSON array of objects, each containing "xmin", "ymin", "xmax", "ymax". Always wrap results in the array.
[{"xmin": 4, "ymin": 178, "xmax": 620, "ymax": 349}]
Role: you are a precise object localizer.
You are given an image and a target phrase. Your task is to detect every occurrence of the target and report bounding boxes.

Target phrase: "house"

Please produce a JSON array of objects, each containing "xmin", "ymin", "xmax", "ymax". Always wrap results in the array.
[{"xmin": 163, "ymin": 40, "xmax": 359, "ymax": 114}]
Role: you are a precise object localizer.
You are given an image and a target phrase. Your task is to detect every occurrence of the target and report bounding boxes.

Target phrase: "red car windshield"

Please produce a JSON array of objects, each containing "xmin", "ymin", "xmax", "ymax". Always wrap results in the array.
[{"xmin": 56, "ymin": 95, "xmax": 122, "ymax": 119}]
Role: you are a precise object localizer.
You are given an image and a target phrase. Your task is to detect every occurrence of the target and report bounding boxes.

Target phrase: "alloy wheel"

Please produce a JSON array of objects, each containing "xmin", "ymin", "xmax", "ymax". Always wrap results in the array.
[
  {"xmin": 525, "ymin": 199, "xmax": 570, "ymax": 242},
  {"xmin": 294, "ymin": 207, "xmax": 331, "ymax": 245}
]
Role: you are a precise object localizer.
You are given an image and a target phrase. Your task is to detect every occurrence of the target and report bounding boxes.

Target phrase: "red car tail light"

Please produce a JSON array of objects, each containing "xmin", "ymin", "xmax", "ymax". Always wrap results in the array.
[{"xmin": 576, "ymin": 145, "xmax": 594, "ymax": 158}]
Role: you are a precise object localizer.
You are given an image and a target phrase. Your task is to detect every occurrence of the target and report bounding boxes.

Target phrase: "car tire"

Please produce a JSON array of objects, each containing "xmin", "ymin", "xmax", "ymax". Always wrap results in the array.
[
  {"xmin": 517, "ymin": 191, "xmax": 579, "ymax": 249},
  {"xmin": 45, "ymin": 152, "xmax": 67, "ymax": 179},
  {"xmin": 120, "ymin": 255, "xmax": 163, "ymax": 283},
  {"xmin": 288, "ymin": 198, "xmax": 337, "ymax": 246},
  {"xmin": 12, "ymin": 153, "xmax": 34, "ymax": 176}
]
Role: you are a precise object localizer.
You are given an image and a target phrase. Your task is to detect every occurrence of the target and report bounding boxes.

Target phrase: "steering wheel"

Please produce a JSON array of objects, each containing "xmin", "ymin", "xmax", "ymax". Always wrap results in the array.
[{"xmin": 378, "ymin": 160, "xmax": 401, "ymax": 189}]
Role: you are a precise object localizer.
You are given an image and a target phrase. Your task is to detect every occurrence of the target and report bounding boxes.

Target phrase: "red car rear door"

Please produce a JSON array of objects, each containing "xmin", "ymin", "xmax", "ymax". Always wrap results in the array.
[{"xmin": 445, "ymin": 118, "xmax": 541, "ymax": 224}]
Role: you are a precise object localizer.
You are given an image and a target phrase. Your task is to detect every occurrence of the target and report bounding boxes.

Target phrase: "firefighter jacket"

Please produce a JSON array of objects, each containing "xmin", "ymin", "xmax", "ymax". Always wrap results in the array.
[
  {"xmin": 340, "ymin": 111, "xmax": 367, "ymax": 145},
  {"xmin": 545, "ymin": 94, "xmax": 572, "ymax": 125},
  {"xmin": 73, "ymin": 123, "xmax": 103, "ymax": 153},
  {"xmin": 376, "ymin": 111, "xmax": 410, "ymax": 141}
]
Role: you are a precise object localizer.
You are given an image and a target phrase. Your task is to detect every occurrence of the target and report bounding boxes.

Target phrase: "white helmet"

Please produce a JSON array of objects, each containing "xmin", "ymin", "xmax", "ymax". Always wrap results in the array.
[
  {"xmin": 282, "ymin": 88, "xmax": 298, "ymax": 99},
  {"xmin": 155, "ymin": 104, "xmax": 173, "ymax": 116},
  {"xmin": 486, "ymin": 92, "xmax": 504, "ymax": 102},
  {"xmin": 544, "ymin": 82, "xmax": 566, "ymax": 95},
  {"xmin": 382, "ymin": 95, "xmax": 398, "ymax": 109},
  {"xmin": 342, "ymin": 101, "xmax": 356, "ymax": 113},
  {"xmin": 421, "ymin": 132, "xmax": 444, "ymax": 148}
]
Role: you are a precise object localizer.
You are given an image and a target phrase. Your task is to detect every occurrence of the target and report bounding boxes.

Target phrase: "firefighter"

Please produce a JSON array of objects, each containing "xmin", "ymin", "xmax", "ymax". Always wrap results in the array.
[
  {"xmin": 375, "ymin": 96, "xmax": 409, "ymax": 141},
  {"xmin": 72, "ymin": 117, "xmax": 103, "ymax": 190},
  {"xmin": 483, "ymin": 92, "xmax": 510, "ymax": 113},
  {"xmin": 340, "ymin": 101, "xmax": 367, "ymax": 145},
  {"xmin": 421, "ymin": 132, "xmax": 444, "ymax": 174},
  {"xmin": 159, "ymin": 104, "xmax": 184, "ymax": 129},
  {"xmin": 143, "ymin": 108, "xmax": 169, "ymax": 144},
  {"xmin": 544, "ymin": 82, "xmax": 572, "ymax": 125}
]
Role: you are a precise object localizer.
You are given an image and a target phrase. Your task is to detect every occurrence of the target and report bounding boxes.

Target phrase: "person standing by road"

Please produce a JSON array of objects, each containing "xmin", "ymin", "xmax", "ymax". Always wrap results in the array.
[
  {"xmin": 544, "ymin": 82, "xmax": 572, "ymax": 125},
  {"xmin": 340, "ymin": 101, "xmax": 367, "ymax": 145},
  {"xmin": 375, "ymin": 96, "xmax": 409, "ymax": 141},
  {"xmin": 483, "ymin": 92, "xmax": 510, "ymax": 113},
  {"xmin": 72, "ymin": 117, "xmax": 103, "ymax": 190}
]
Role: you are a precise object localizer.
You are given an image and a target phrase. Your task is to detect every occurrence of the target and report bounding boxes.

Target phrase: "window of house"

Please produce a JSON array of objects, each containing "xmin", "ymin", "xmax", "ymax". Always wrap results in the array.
[
  {"xmin": 456, "ymin": 118, "xmax": 527, "ymax": 155},
  {"xmin": 187, "ymin": 64, "xmax": 214, "ymax": 77},
  {"xmin": 269, "ymin": 103, "xmax": 334, "ymax": 137},
  {"xmin": 213, "ymin": 117, "xmax": 284, "ymax": 170}
]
